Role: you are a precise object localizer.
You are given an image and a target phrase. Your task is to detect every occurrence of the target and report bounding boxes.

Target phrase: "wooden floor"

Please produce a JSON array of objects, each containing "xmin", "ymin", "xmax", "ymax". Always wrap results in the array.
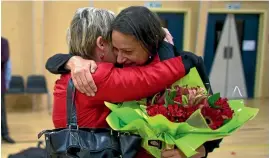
[{"xmin": 1, "ymin": 99, "xmax": 269, "ymax": 158}]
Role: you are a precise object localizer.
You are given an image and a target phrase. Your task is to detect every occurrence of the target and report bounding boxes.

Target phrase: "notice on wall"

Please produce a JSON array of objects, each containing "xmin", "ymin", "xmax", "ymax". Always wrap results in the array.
[
  {"xmin": 145, "ymin": 1, "xmax": 162, "ymax": 8},
  {"xmin": 242, "ymin": 40, "xmax": 256, "ymax": 51},
  {"xmin": 226, "ymin": 2, "xmax": 241, "ymax": 10}
]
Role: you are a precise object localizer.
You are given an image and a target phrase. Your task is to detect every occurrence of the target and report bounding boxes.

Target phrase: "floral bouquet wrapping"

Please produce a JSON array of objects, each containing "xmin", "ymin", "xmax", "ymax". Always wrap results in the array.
[{"xmin": 105, "ymin": 68, "xmax": 259, "ymax": 158}]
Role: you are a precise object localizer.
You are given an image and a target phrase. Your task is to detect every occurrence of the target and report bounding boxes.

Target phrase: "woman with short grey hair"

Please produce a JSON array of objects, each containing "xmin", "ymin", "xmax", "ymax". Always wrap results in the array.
[{"xmin": 67, "ymin": 7, "xmax": 116, "ymax": 61}]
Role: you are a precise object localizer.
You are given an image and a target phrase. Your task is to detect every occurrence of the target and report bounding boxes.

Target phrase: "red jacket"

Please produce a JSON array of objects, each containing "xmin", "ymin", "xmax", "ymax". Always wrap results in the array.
[{"xmin": 53, "ymin": 55, "xmax": 186, "ymax": 157}]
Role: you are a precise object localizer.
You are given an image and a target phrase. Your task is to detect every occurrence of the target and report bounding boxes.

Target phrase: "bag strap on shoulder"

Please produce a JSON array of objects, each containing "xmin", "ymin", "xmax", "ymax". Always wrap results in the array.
[{"xmin": 66, "ymin": 79, "xmax": 78, "ymax": 128}]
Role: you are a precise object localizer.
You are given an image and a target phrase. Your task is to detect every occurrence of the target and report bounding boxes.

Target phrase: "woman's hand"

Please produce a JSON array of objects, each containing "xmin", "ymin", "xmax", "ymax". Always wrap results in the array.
[
  {"xmin": 162, "ymin": 27, "xmax": 174, "ymax": 45},
  {"xmin": 161, "ymin": 148, "xmax": 186, "ymax": 158},
  {"xmin": 161, "ymin": 145, "xmax": 206, "ymax": 158},
  {"xmin": 65, "ymin": 56, "xmax": 98, "ymax": 96}
]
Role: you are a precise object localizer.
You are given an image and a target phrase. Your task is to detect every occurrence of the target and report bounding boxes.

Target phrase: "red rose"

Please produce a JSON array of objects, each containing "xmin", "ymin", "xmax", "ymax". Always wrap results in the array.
[
  {"xmin": 157, "ymin": 105, "xmax": 168, "ymax": 117},
  {"xmin": 168, "ymin": 105, "xmax": 177, "ymax": 116},
  {"xmin": 215, "ymin": 98, "xmax": 229, "ymax": 107},
  {"xmin": 184, "ymin": 105, "xmax": 199, "ymax": 118},
  {"xmin": 146, "ymin": 105, "xmax": 159, "ymax": 116},
  {"xmin": 167, "ymin": 104, "xmax": 186, "ymax": 123},
  {"xmin": 168, "ymin": 104, "xmax": 185, "ymax": 118},
  {"xmin": 156, "ymin": 94, "xmax": 165, "ymax": 104},
  {"xmin": 178, "ymin": 117, "xmax": 186, "ymax": 122},
  {"xmin": 201, "ymin": 106, "xmax": 224, "ymax": 130},
  {"xmin": 174, "ymin": 85, "xmax": 181, "ymax": 93},
  {"xmin": 201, "ymin": 98, "xmax": 210, "ymax": 107},
  {"xmin": 214, "ymin": 97, "xmax": 234, "ymax": 119},
  {"xmin": 168, "ymin": 116, "xmax": 176, "ymax": 122},
  {"xmin": 175, "ymin": 106, "xmax": 185, "ymax": 118},
  {"xmin": 174, "ymin": 96, "xmax": 182, "ymax": 103},
  {"xmin": 221, "ymin": 108, "xmax": 234, "ymax": 119},
  {"xmin": 209, "ymin": 121, "xmax": 223, "ymax": 130}
]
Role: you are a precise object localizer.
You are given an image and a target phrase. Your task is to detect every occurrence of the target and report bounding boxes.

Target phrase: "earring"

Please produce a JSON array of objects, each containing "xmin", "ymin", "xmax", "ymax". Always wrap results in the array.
[
  {"xmin": 149, "ymin": 56, "xmax": 152, "ymax": 59},
  {"xmin": 100, "ymin": 54, "xmax": 105, "ymax": 60}
]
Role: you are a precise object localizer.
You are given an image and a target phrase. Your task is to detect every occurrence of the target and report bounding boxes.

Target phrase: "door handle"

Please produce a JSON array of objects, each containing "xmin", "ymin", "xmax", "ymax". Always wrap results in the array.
[{"xmin": 224, "ymin": 47, "xmax": 233, "ymax": 59}]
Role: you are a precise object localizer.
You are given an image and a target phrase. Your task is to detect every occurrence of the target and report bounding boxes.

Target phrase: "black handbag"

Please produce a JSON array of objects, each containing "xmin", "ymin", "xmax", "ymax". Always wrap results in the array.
[{"xmin": 38, "ymin": 79, "xmax": 142, "ymax": 158}]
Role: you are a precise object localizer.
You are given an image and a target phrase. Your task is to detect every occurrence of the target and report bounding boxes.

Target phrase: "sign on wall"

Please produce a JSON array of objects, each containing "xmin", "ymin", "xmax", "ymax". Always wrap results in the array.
[
  {"xmin": 145, "ymin": 1, "xmax": 162, "ymax": 8},
  {"xmin": 242, "ymin": 40, "xmax": 256, "ymax": 51},
  {"xmin": 226, "ymin": 2, "xmax": 241, "ymax": 10}
]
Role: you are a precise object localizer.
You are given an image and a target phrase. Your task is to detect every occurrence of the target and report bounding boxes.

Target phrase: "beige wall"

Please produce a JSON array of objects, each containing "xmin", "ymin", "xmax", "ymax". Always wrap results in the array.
[
  {"xmin": 2, "ymin": 1, "xmax": 269, "ymax": 111},
  {"xmin": 2, "ymin": 1, "xmax": 33, "ymax": 78}
]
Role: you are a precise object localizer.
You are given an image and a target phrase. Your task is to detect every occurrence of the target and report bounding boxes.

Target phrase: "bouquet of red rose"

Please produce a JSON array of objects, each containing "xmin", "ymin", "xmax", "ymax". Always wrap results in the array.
[
  {"xmin": 105, "ymin": 68, "xmax": 258, "ymax": 158},
  {"xmin": 147, "ymin": 85, "xmax": 234, "ymax": 130}
]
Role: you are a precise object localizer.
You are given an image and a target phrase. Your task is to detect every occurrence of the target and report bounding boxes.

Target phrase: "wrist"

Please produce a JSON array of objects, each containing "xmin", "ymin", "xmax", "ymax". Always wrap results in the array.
[
  {"xmin": 65, "ymin": 56, "xmax": 78, "ymax": 70},
  {"xmin": 201, "ymin": 145, "xmax": 208, "ymax": 158}
]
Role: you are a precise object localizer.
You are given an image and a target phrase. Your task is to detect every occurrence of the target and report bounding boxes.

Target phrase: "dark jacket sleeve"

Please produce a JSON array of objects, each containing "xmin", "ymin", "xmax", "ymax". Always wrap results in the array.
[
  {"xmin": 157, "ymin": 41, "xmax": 175, "ymax": 60},
  {"xmin": 45, "ymin": 53, "xmax": 73, "ymax": 74}
]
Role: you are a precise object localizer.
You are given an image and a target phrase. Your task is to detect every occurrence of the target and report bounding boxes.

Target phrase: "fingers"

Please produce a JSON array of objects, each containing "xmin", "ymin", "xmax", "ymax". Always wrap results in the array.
[
  {"xmin": 69, "ymin": 59, "xmax": 98, "ymax": 96},
  {"xmin": 89, "ymin": 60, "xmax": 98, "ymax": 73},
  {"xmin": 191, "ymin": 145, "xmax": 206, "ymax": 158},
  {"xmin": 163, "ymin": 27, "xmax": 172, "ymax": 36},
  {"xmin": 164, "ymin": 38, "xmax": 169, "ymax": 43},
  {"xmin": 72, "ymin": 74, "xmax": 79, "ymax": 91},
  {"xmin": 161, "ymin": 149, "xmax": 185, "ymax": 158},
  {"xmin": 80, "ymin": 69, "xmax": 96, "ymax": 96},
  {"xmin": 72, "ymin": 69, "xmax": 97, "ymax": 96},
  {"xmin": 71, "ymin": 70, "xmax": 88, "ymax": 94},
  {"xmin": 162, "ymin": 27, "xmax": 174, "ymax": 45},
  {"xmin": 85, "ymin": 70, "xmax": 97, "ymax": 95},
  {"xmin": 161, "ymin": 149, "xmax": 178, "ymax": 158},
  {"xmin": 84, "ymin": 60, "xmax": 97, "ymax": 95}
]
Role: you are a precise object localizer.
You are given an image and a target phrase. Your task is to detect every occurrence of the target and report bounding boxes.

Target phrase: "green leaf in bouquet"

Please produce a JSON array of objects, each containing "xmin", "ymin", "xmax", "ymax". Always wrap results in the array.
[
  {"xmin": 164, "ymin": 90, "xmax": 175, "ymax": 107},
  {"xmin": 208, "ymin": 93, "xmax": 220, "ymax": 108},
  {"xmin": 151, "ymin": 92, "xmax": 160, "ymax": 105},
  {"xmin": 169, "ymin": 90, "xmax": 177, "ymax": 100},
  {"xmin": 223, "ymin": 119, "xmax": 231, "ymax": 125},
  {"xmin": 210, "ymin": 104, "xmax": 220, "ymax": 109},
  {"xmin": 182, "ymin": 95, "xmax": 188, "ymax": 105},
  {"xmin": 164, "ymin": 90, "xmax": 168, "ymax": 107},
  {"xmin": 164, "ymin": 89, "xmax": 178, "ymax": 106},
  {"xmin": 174, "ymin": 101, "xmax": 182, "ymax": 106},
  {"xmin": 140, "ymin": 105, "xmax": 148, "ymax": 115},
  {"xmin": 137, "ymin": 98, "xmax": 147, "ymax": 105}
]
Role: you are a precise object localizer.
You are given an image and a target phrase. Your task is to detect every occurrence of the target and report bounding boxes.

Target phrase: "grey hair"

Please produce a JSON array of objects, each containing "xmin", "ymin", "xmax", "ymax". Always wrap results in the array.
[{"xmin": 67, "ymin": 7, "xmax": 115, "ymax": 59}]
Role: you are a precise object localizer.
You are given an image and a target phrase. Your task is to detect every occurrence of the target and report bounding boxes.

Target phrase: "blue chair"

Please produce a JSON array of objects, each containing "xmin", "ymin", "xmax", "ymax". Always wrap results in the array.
[
  {"xmin": 6, "ymin": 75, "xmax": 25, "ymax": 94},
  {"xmin": 25, "ymin": 75, "xmax": 51, "ymax": 114}
]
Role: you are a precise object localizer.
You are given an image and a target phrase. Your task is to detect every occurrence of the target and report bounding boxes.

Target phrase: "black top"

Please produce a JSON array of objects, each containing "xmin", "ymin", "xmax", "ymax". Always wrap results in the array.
[{"xmin": 45, "ymin": 41, "xmax": 222, "ymax": 157}]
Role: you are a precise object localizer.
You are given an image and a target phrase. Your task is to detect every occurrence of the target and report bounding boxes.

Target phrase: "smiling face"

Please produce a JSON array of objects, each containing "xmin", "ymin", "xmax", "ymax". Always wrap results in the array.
[
  {"xmin": 111, "ymin": 30, "xmax": 149, "ymax": 66},
  {"xmin": 110, "ymin": 6, "xmax": 166, "ymax": 66}
]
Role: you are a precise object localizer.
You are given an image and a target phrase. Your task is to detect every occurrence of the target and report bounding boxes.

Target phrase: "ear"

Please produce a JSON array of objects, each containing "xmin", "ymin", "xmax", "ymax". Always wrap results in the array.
[{"xmin": 96, "ymin": 36, "xmax": 105, "ymax": 51}]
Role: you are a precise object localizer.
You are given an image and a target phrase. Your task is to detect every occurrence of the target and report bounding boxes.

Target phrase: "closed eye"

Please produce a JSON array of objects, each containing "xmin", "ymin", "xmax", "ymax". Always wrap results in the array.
[{"xmin": 123, "ymin": 50, "xmax": 133, "ymax": 54}]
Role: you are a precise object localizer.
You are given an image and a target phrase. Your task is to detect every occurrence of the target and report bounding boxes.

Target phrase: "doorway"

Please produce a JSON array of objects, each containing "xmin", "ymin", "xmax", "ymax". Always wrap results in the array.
[{"xmin": 204, "ymin": 14, "xmax": 259, "ymax": 98}]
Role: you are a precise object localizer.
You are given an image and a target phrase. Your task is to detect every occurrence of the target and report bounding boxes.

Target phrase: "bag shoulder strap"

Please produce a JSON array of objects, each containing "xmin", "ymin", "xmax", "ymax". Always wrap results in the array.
[{"xmin": 66, "ymin": 79, "xmax": 78, "ymax": 128}]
